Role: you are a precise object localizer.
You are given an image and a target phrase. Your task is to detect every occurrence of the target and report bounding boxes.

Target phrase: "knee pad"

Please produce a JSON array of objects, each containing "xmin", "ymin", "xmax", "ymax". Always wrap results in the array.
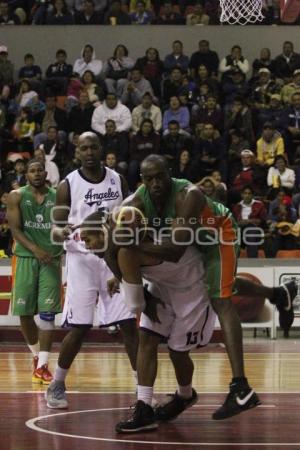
[
  {"xmin": 38, "ymin": 312, "xmax": 55, "ymax": 330},
  {"xmin": 120, "ymin": 280, "xmax": 146, "ymax": 314}
]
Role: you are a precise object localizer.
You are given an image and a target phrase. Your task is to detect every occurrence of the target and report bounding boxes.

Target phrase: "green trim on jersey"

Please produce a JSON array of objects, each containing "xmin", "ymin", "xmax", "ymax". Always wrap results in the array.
[
  {"xmin": 14, "ymin": 185, "xmax": 63, "ymax": 258},
  {"xmin": 136, "ymin": 178, "xmax": 190, "ymax": 229}
]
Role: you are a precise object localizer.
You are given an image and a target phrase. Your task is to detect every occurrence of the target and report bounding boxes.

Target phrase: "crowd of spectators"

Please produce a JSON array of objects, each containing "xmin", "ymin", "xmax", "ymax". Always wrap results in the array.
[
  {"xmin": 2, "ymin": 38, "xmax": 300, "ymax": 257},
  {"xmin": 0, "ymin": 0, "xmax": 297, "ymax": 26}
]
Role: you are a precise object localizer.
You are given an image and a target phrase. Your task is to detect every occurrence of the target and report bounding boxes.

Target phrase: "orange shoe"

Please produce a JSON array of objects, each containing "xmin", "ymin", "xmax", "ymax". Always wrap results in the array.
[{"xmin": 32, "ymin": 364, "xmax": 53, "ymax": 385}]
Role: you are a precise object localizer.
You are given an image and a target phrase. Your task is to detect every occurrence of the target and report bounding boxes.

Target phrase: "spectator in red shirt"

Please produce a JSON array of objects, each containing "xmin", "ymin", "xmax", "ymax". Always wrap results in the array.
[{"xmin": 233, "ymin": 185, "xmax": 267, "ymax": 257}]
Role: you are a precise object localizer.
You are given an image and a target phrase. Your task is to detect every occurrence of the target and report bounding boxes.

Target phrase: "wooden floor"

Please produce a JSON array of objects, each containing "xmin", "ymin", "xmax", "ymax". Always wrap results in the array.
[{"xmin": 1, "ymin": 339, "xmax": 300, "ymax": 449}]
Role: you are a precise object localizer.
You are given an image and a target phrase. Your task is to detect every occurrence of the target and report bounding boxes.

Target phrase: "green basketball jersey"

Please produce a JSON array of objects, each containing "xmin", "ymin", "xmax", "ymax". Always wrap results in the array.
[
  {"xmin": 136, "ymin": 178, "xmax": 190, "ymax": 229},
  {"xmin": 14, "ymin": 185, "xmax": 63, "ymax": 258}
]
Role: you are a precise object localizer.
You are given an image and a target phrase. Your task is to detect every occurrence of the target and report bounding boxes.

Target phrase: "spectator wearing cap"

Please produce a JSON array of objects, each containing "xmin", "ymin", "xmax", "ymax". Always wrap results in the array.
[
  {"xmin": 281, "ymin": 69, "xmax": 300, "ymax": 104},
  {"xmin": 250, "ymin": 68, "xmax": 280, "ymax": 110},
  {"xmin": 121, "ymin": 67, "xmax": 154, "ymax": 109},
  {"xmin": 274, "ymin": 41, "xmax": 300, "ymax": 82},
  {"xmin": 0, "ymin": 45, "xmax": 13, "ymax": 87},
  {"xmin": 0, "ymin": 1, "xmax": 20, "ymax": 24},
  {"xmin": 186, "ymin": 2, "xmax": 210, "ymax": 25},
  {"xmin": 153, "ymin": 1, "xmax": 184, "ymax": 24},
  {"xmin": 252, "ymin": 48, "xmax": 275, "ymax": 77},
  {"xmin": 256, "ymin": 93, "xmax": 284, "ymax": 135},
  {"xmin": 222, "ymin": 69, "xmax": 249, "ymax": 108},
  {"xmin": 164, "ymin": 40, "xmax": 190, "ymax": 75},
  {"xmin": 130, "ymin": 0, "xmax": 153, "ymax": 24},
  {"xmin": 219, "ymin": 45, "xmax": 249, "ymax": 82},
  {"xmin": 231, "ymin": 149, "xmax": 266, "ymax": 195},
  {"xmin": 256, "ymin": 121, "xmax": 285, "ymax": 167},
  {"xmin": 131, "ymin": 92, "xmax": 162, "ymax": 133}
]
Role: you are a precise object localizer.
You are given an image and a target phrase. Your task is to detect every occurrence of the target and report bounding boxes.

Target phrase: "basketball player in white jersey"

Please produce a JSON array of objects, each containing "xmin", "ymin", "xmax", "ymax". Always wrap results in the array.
[
  {"xmin": 45, "ymin": 132, "xmax": 138, "ymax": 409},
  {"xmin": 79, "ymin": 210, "xmax": 216, "ymax": 433}
]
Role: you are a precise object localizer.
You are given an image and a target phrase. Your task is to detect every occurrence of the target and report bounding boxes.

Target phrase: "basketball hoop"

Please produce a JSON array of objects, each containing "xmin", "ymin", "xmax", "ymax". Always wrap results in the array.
[{"xmin": 219, "ymin": 0, "xmax": 264, "ymax": 25}]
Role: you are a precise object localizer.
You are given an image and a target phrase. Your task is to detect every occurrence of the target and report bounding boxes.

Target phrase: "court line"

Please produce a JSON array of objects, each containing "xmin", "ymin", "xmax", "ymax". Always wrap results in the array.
[
  {"xmin": 8, "ymin": 390, "xmax": 299, "ymax": 395},
  {"xmin": 25, "ymin": 407, "xmax": 300, "ymax": 446}
]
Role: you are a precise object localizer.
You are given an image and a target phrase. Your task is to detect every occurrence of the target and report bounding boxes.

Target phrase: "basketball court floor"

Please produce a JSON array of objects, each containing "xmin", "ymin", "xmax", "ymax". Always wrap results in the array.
[{"xmin": 1, "ymin": 338, "xmax": 300, "ymax": 450}]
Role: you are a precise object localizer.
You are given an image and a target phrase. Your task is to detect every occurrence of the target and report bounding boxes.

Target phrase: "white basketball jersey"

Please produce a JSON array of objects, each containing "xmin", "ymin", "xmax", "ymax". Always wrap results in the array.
[
  {"xmin": 141, "ymin": 247, "xmax": 208, "ymax": 317},
  {"xmin": 65, "ymin": 167, "xmax": 123, "ymax": 253}
]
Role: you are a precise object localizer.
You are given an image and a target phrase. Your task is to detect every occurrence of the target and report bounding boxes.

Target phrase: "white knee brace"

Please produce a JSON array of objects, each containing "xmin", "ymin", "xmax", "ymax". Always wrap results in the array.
[
  {"xmin": 120, "ymin": 280, "xmax": 146, "ymax": 314},
  {"xmin": 38, "ymin": 313, "xmax": 55, "ymax": 331}
]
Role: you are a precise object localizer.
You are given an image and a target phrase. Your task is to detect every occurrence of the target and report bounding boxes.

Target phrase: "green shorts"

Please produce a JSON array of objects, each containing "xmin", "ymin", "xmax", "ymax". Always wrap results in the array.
[
  {"xmin": 203, "ymin": 242, "xmax": 240, "ymax": 299},
  {"xmin": 11, "ymin": 256, "xmax": 62, "ymax": 316}
]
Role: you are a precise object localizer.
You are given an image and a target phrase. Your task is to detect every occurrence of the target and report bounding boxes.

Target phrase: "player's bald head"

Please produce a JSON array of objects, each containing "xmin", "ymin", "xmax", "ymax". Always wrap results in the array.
[
  {"xmin": 140, "ymin": 155, "xmax": 169, "ymax": 175},
  {"xmin": 140, "ymin": 155, "xmax": 171, "ymax": 199}
]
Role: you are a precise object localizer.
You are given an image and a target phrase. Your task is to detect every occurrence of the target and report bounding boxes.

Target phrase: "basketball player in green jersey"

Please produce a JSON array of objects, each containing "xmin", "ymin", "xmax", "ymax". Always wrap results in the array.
[
  {"xmin": 7, "ymin": 159, "xmax": 63, "ymax": 384},
  {"xmin": 113, "ymin": 155, "xmax": 296, "ymax": 430}
]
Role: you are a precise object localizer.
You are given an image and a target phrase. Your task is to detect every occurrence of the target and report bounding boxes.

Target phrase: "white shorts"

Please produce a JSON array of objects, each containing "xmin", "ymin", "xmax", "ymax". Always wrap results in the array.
[
  {"xmin": 62, "ymin": 251, "xmax": 136, "ymax": 327},
  {"xmin": 139, "ymin": 249, "xmax": 216, "ymax": 352}
]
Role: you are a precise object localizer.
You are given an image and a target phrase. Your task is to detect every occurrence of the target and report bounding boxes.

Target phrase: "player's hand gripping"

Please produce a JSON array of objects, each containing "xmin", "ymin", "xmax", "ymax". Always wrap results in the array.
[
  {"xmin": 61, "ymin": 224, "xmax": 77, "ymax": 240},
  {"xmin": 143, "ymin": 286, "xmax": 165, "ymax": 324},
  {"xmin": 107, "ymin": 277, "xmax": 120, "ymax": 297}
]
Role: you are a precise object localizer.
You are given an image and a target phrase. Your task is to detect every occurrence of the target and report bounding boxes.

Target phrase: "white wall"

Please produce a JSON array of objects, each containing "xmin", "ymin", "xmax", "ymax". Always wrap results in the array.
[{"xmin": 0, "ymin": 25, "xmax": 300, "ymax": 75}]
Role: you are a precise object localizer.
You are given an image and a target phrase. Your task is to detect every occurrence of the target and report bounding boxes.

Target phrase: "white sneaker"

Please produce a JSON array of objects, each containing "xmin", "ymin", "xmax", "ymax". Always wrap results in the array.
[{"xmin": 45, "ymin": 381, "xmax": 68, "ymax": 409}]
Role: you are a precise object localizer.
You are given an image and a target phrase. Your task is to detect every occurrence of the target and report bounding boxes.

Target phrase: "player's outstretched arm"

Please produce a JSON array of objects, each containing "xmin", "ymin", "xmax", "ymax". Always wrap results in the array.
[{"xmin": 7, "ymin": 190, "xmax": 52, "ymax": 264}]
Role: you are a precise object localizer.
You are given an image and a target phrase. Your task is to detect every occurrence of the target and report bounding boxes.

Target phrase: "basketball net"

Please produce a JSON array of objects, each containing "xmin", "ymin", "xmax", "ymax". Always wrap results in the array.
[{"xmin": 220, "ymin": 0, "xmax": 264, "ymax": 25}]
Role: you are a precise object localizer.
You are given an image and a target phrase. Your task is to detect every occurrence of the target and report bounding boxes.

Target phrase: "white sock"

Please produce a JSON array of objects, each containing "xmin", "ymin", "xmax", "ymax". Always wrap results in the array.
[
  {"xmin": 133, "ymin": 370, "xmax": 138, "ymax": 384},
  {"xmin": 28, "ymin": 342, "xmax": 40, "ymax": 357},
  {"xmin": 54, "ymin": 365, "xmax": 69, "ymax": 382},
  {"xmin": 37, "ymin": 351, "xmax": 49, "ymax": 368},
  {"xmin": 178, "ymin": 384, "xmax": 193, "ymax": 399},
  {"xmin": 137, "ymin": 385, "xmax": 153, "ymax": 406}
]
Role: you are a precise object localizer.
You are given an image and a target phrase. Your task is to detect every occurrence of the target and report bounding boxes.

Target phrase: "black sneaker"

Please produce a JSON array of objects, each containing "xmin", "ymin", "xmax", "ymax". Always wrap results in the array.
[
  {"xmin": 212, "ymin": 386, "xmax": 261, "ymax": 420},
  {"xmin": 154, "ymin": 389, "xmax": 198, "ymax": 421},
  {"xmin": 115, "ymin": 400, "xmax": 158, "ymax": 434},
  {"xmin": 273, "ymin": 280, "xmax": 298, "ymax": 334}
]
